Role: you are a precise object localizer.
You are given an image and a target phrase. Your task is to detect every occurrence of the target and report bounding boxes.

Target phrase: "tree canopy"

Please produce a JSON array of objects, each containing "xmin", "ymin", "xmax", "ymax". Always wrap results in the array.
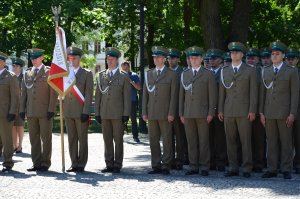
[{"xmin": 0, "ymin": 0, "xmax": 299, "ymax": 66}]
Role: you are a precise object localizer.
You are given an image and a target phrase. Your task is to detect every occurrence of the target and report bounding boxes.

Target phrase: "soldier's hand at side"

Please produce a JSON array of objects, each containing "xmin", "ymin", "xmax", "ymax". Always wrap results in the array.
[
  {"xmin": 168, "ymin": 115, "xmax": 174, "ymax": 123},
  {"xmin": 80, "ymin": 114, "xmax": 89, "ymax": 123},
  {"xmin": 207, "ymin": 115, "xmax": 213, "ymax": 124},
  {"xmin": 218, "ymin": 112, "xmax": 224, "ymax": 122},
  {"xmin": 95, "ymin": 115, "xmax": 102, "ymax": 124},
  {"xmin": 180, "ymin": 116, "xmax": 184, "ymax": 124},
  {"xmin": 143, "ymin": 115, "xmax": 148, "ymax": 122},
  {"xmin": 19, "ymin": 112, "xmax": 25, "ymax": 121},
  {"xmin": 122, "ymin": 116, "xmax": 129, "ymax": 123},
  {"xmin": 286, "ymin": 114, "xmax": 295, "ymax": 128},
  {"xmin": 248, "ymin": 112, "xmax": 256, "ymax": 122},
  {"xmin": 260, "ymin": 114, "xmax": 266, "ymax": 127},
  {"xmin": 47, "ymin": 112, "xmax": 55, "ymax": 120},
  {"xmin": 7, "ymin": 114, "xmax": 16, "ymax": 122}
]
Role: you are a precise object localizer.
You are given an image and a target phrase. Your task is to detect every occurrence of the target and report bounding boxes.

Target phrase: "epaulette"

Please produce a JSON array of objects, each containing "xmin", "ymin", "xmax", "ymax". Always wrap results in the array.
[
  {"xmin": 146, "ymin": 68, "xmax": 154, "ymax": 72},
  {"xmin": 183, "ymin": 67, "xmax": 190, "ymax": 72},
  {"xmin": 7, "ymin": 70, "xmax": 15, "ymax": 76},
  {"xmin": 182, "ymin": 68, "xmax": 191, "ymax": 74},
  {"xmin": 286, "ymin": 64, "xmax": 296, "ymax": 68},
  {"xmin": 45, "ymin": 66, "xmax": 51, "ymax": 69},
  {"xmin": 99, "ymin": 69, "xmax": 106, "ymax": 74},
  {"xmin": 26, "ymin": 67, "xmax": 32, "ymax": 71},
  {"xmin": 244, "ymin": 64, "xmax": 254, "ymax": 68},
  {"xmin": 120, "ymin": 70, "xmax": 127, "ymax": 74},
  {"xmin": 203, "ymin": 67, "xmax": 211, "ymax": 71},
  {"xmin": 222, "ymin": 65, "xmax": 229, "ymax": 69},
  {"xmin": 83, "ymin": 68, "xmax": 91, "ymax": 72}
]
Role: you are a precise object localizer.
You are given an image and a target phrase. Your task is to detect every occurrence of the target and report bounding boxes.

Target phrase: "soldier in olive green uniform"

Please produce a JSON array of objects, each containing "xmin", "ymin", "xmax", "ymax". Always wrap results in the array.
[
  {"xmin": 95, "ymin": 47, "xmax": 131, "ymax": 173},
  {"xmin": 285, "ymin": 48, "xmax": 300, "ymax": 174},
  {"xmin": 63, "ymin": 47, "xmax": 94, "ymax": 172},
  {"xmin": 179, "ymin": 47, "xmax": 217, "ymax": 176},
  {"xmin": 167, "ymin": 48, "xmax": 188, "ymax": 170},
  {"xmin": 223, "ymin": 52, "xmax": 232, "ymax": 67},
  {"xmin": 218, "ymin": 42, "xmax": 258, "ymax": 178},
  {"xmin": 260, "ymin": 48, "xmax": 272, "ymax": 67},
  {"xmin": 260, "ymin": 42, "xmax": 299, "ymax": 179},
  {"xmin": 246, "ymin": 48, "xmax": 266, "ymax": 172},
  {"xmin": 0, "ymin": 52, "xmax": 19, "ymax": 172},
  {"xmin": 11, "ymin": 57, "xmax": 25, "ymax": 154},
  {"xmin": 207, "ymin": 48, "xmax": 227, "ymax": 172},
  {"xmin": 142, "ymin": 46, "xmax": 179, "ymax": 175},
  {"xmin": 20, "ymin": 49, "xmax": 57, "ymax": 172}
]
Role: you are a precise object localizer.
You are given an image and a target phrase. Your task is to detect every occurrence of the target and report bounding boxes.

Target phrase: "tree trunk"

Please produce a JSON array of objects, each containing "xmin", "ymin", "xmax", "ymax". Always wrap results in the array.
[
  {"xmin": 199, "ymin": 0, "xmax": 224, "ymax": 49},
  {"xmin": 183, "ymin": 0, "xmax": 192, "ymax": 47},
  {"xmin": 229, "ymin": 0, "xmax": 251, "ymax": 43},
  {"xmin": 146, "ymin": 23, "xmax": 155, "ymax": 69}
]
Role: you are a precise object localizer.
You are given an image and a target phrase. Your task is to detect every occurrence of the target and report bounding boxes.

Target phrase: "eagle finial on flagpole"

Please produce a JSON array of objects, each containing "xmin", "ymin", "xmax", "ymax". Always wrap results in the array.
[{"xmin": 52, "ymin": 5, "xmax": 61, "ymax": 28}]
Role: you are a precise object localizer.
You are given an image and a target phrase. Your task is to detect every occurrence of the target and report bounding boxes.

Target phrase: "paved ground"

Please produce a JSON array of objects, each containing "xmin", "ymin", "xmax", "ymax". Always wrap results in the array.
[{"xmin": 0, "ymin": 132, "xmax": 300, "ymax": 199}]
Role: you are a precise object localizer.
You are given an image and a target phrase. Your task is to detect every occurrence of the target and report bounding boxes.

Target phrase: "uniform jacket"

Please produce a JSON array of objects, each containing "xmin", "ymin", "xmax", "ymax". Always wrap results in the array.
[
  {"xmin": 179, "ymin": 67, "xmax": 217, "ymax": 118},
  {"xmin": 63, "ymin": 67, "xmax": 94, "ymax": 118},
  {"xmin": 142, "ymin": 67, "xmax": 179, "ymax": 120},
  {"xmin": 219, "ymin": 63, "xmax": 258, "ymax": 117},
  {"xmin": 95, "ymin": 69, "xmax": 131, "ymax": 119},
  {"xmin": 20, "ymin": 65, "xmax": 57, "ymax": 117},
  {"xmin": 0, "ymin": 69, "xmax": 19, "ymax": 117},
  {"xmin": 259, "ymin": 63, "xmax": 299, "ymax": 119}
]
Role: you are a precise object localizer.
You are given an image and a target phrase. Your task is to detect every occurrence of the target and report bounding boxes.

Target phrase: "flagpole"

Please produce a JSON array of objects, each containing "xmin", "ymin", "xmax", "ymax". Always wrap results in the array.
[
  {"xmin": 52, "ymin": 5, "xmax": 65, "ymax": 172},
  {"xmin": 59, "ymin": 95, "xmax": 65, "ymax": 172}
]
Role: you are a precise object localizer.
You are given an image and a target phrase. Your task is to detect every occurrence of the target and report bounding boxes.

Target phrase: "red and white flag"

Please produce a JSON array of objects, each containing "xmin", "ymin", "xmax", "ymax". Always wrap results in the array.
[{"xmin": 48, "ymin": 27, "xmax": 85, "ymax": 105}]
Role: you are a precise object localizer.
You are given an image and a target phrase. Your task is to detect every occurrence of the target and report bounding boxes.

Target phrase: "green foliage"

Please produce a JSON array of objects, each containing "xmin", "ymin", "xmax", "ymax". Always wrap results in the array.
[
  {"xmin": 0, "ymin": 0, "xmax": 299, "ymax": 65},
  {"xmin": 81, "ymin": 54, "xmax": 96, "ymax": 68}
]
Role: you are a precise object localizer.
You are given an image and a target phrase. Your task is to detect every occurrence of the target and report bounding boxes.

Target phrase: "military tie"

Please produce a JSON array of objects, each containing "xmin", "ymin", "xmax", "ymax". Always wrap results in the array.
[
  {"xmin": 234, "ymin": 67, "xmax": 238, "ymax": 74},
  {"xmin": 110, "ymin": 71, "xmax": 113, "ymax": 79},
  {"xmin": 157, "ymin": 70, "xmax": 161, "ymax": 78},
  {"xmin": 34, "ymin": 68, "xmax": 39, "ymax": 76},
  {"xmin": 193, "ymin": 70, "xmax": 197, "ymax": 77},
  {"xmin": 274, "ymin": 67, "xmax": 278, "ymax": 75}
]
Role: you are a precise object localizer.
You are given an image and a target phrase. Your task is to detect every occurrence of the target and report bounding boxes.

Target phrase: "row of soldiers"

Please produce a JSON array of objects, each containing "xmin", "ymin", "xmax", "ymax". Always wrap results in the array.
[
  {"xmin": 142, "ymin": 41, "xmax": 300, "ymax": 179},
  {"xmin": 0, "ymin": 41, "xmax": 299, "ymax": 180}
]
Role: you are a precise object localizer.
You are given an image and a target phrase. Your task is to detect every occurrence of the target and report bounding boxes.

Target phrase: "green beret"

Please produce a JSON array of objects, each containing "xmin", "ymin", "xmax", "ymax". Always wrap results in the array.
[
  {"xmin": 0, "ymin": 52, "xmax": 8, "ymax": 61},
  {"xmin": 223, "ymin": 52, "xmax": 232, "ymax": 62},
  {"xmin": 28, "ymin": 48, "xmax": 45, "ymax": 59},
  {"xmin": 286, "ymin": 48, "xmax": 300, "ymax": 58},
  {"xmin": 168, "ymin": 48, "xmax": 181, "ymax": 58},
  {"xmin": 228, "ymin": 42, "xmax": 245, "ymax": 52},
  {"xmin": 207, "ymin": 48, "xmax": 223, "ymax": 58},
  {"xmin": 269, "ymin": 41, "xmax": 287, "ymax": 53},
  {"xmin": 67, "ymin": 47, "xmax": 83, "ymax": 56},
  {"xmin": 105, "ymin": 47, "xmax": 121, "ymax": 58},
  {"xmin": 260, "ymin": 47, "xmax": 271, "ymax": 57},
  {"xmin": 246, "ymin": 48, "xmax": 260, "ymax": 57},
  {"xmin": 186, "ymin": 46, "xmax": 204, "ymax": 56},
  {"xmin": 152, "ymin": 46, "xmax": 168, "ymax": 57},
  {"xmin": 11, "ymin": 57, "xmax": 25, "ymax": 67}
]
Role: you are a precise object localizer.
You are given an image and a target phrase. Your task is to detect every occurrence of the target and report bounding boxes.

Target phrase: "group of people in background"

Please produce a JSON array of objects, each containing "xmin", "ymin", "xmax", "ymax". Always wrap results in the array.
[{"xmin": 0, "ymin": 40, "xmax": 299, "ymax": 181}]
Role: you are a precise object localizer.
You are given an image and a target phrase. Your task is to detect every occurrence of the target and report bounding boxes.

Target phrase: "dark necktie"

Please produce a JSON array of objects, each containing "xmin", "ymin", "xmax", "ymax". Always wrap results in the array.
[
  {"xmin": 157, "ymin": 70, "xmax": 161, "ymax": 77},
  {"xmin": 274, "ymin": 68, "xmax": 278, "ymax": 75},
  {"xmin": 34, "ymin": 68, "xmax": 39, "ymax": 76},
  {"xmin": 193, "ymin": 70, "xmax": 197, "ymax": 77},
  {"xmin": 234, "ymin": 67, "xmax": 238, "ymax": 74},
  {"xmin": 110, "ymin": 71, "xmax": 113, "ymax": 79}
]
